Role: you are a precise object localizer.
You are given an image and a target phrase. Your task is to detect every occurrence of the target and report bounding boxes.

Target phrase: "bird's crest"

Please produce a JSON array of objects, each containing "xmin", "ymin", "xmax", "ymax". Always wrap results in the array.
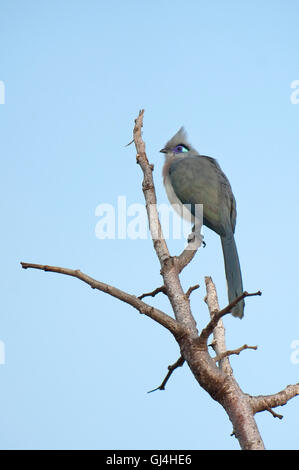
[{"xmin": 164, "ymin": 127, "xmax": 190, "ymax": 150}]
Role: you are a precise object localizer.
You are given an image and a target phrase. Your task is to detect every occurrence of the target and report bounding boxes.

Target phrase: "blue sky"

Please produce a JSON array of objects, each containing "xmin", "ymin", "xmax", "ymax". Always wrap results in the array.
[{"xmin": 1, "ymin": 0, "xmax": 299, "ymax": 450}]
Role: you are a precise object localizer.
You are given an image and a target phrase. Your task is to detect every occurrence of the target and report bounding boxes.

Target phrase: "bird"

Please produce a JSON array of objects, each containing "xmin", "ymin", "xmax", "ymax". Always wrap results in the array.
[{"xmin": 160, "ymin": 127, "xmax": 244, "ymax": 318}]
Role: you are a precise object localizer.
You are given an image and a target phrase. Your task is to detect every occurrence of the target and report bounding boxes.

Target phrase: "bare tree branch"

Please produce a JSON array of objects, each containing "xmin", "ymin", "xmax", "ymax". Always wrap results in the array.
[
  {"xmin": 204, "ymin": 276, "xmax": 232, "ymax": 375},
  {"xmin": 213, "ymin": 344, "xmax": 258, "ymax": 363},
  {"xmin": 133, "ymin": 110, "xmax": 199, "ymax": 335},
  {"xmin": 133, "ymin": 110, "xmax": 170, "ymax": 265},
  {"xmin": 20, "ymin": 262, "xmax": 185, "ymax": 338},
  {"xmin": 148, "ymin": 355, "xmax": 185, "ymax": 393},
  {"xmin": 175, "ymin": 243, "xmax": 199, "ymax": 274},
  {"xmin": 264, "ymin": 407, "xmax": 283, "ymax": 420},
  {"xmin": 138, "ymin": 285, "xmax": 166, "ymax": 300},
  {"xmin": 251, "ymin": 383, "xmax": 299, "ymax": 417},
  {"xmin": 185, "ymin": 284, "xmax": 200, "ymax": 298},
  {"xmin": 199, "ymin": 289, "xmax": 262, "ymax": 346}
]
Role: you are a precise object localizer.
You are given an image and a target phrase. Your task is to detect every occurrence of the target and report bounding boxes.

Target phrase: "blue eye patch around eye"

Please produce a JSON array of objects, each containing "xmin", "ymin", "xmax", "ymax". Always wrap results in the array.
[{"xmin": 173, "ymin": 144, "xmax": 189, "ymax": 154}]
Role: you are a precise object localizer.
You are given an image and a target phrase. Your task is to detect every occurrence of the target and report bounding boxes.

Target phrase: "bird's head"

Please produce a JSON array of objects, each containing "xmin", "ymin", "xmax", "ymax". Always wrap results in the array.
[{"xmin": 160, "ymin": 127, "xmax": 193, "ymax": 159}]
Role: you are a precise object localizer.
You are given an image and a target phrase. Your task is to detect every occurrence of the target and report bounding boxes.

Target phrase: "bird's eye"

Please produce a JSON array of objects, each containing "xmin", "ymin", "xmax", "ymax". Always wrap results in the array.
[{"xmin": 173, "ymin": 144, "xmax": 189, "ymax": 153}]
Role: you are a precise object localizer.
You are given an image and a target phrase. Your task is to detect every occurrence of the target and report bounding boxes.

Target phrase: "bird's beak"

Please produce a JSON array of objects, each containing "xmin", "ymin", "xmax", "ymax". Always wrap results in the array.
[{"xmin": 159, "ymin": 148, "xmax": 167, "ymax": 154}]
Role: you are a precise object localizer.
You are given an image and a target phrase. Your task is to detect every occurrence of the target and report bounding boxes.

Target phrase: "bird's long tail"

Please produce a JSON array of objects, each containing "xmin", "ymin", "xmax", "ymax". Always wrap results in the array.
[{"xmin": 220, "ymin": 234, "xmax": 244, "ymax": 318}]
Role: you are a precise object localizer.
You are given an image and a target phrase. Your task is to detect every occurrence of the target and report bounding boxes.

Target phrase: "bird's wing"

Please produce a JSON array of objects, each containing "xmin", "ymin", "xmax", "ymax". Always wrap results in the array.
[{"xmin": 168, "ymin": 155, "xmax": 236, "ymax": 235}]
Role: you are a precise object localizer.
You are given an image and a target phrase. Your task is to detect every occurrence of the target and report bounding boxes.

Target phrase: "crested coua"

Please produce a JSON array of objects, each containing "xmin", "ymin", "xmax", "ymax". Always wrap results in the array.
[{"xmin": 160, "ymin": 128, "xmax": 244, "ymax": 318}]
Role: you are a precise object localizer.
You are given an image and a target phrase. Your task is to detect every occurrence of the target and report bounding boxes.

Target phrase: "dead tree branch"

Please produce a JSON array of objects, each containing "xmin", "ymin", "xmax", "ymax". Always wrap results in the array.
[
  {"xmin": 213, "ymin": 344, "xmax": 258, "ymax": 364},
  {"xmin": 185, "ymin": 284, "xmax": 200, "ymax": 298},
  {"xmin": 138, "ymin": 285, "xmax": 167, "ymax": 300},
  {"xmin": 251, "ymin": 384, "xmax": 299, "ymax": 418},
  {"xmin": 199, "ymin": 289, "xmax": 262, "ymax": 346},
  {"xmin": 148, "ymin": 356, "xmax": 185, "ymax": 393},
  {"xmin": 21, "ymin": 110, "xmax": 299, "ymax": 450},
  {"xmin": 204, "ymin": 276, "xmax": 232, "ymax": 375},
  {"xmin": 20, "ymin": 262, "xmax": 184, "ymax": 338},
  {"xmin": 133, "ymin": 109, "xmax": 199, "ymax": 334}
]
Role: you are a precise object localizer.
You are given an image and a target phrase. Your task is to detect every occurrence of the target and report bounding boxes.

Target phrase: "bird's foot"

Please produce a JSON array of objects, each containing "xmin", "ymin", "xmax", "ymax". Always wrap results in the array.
[{"xmin": 187, "ymin": 231, "xmax": 205, "ymax": 250}]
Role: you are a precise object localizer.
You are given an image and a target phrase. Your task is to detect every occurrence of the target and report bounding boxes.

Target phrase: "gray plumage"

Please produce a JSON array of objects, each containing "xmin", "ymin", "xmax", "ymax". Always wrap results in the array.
[{"xmin": 161, "ymin": 128, "xmax": 244, "ymax": 318}]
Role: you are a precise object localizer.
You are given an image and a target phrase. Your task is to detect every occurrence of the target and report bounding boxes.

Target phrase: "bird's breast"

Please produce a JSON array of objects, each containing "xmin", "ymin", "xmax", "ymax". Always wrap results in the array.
[{"xmin": 164, "ymin": 174, "xmax": 194, "ymax": 223}]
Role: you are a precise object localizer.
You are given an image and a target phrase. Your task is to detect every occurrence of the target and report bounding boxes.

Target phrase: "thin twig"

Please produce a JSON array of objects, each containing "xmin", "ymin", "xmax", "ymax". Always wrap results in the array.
[
  {"xmin": 148, "ymin": 356, "xmax": 185, "ymax": 393},
  {"xmin": 216, "ymin": 291, "xmax": 262, "ymax": 318},
  {"xmin": 265, "ymin": 407, "xmax": 283, "ymax": 420},
  {"xmin": 199, "ymin": 290, "xmax": 262, "ymax": 346},
  {"xmin": 213, "ymin": 344, "xmax": 258, "ymax": 363},
  {"xmin": 138, "ymin": 286, "xmax": 166, "ymax": 300},
  {"xmin": 185, "ymin": 284, "xmax": 200, "ymax": 298}
]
